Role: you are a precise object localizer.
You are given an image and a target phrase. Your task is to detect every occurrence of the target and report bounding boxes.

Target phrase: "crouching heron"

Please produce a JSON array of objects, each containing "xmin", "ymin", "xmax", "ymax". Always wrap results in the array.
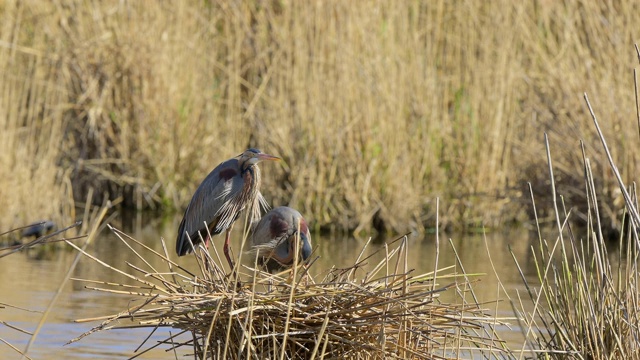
[{"xmin": 249, "ymin": 206, "xmax": 312, "ymax": 272}]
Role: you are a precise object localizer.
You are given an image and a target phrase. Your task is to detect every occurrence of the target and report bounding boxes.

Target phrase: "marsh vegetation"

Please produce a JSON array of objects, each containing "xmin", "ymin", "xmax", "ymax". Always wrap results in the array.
[
  {"xmin": 2, "ymin": 1, "xmax": 639, "ymax": 235},
  {"xmin": 2, "ymin": 1, "xmax": 640, "ymax": 359}
]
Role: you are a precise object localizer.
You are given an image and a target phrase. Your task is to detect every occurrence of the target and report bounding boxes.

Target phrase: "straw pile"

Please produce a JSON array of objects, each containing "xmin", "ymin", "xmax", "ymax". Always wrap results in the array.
[{"xmin": 69, "ymin": 226, "xmax": 511, "ymax": 359}]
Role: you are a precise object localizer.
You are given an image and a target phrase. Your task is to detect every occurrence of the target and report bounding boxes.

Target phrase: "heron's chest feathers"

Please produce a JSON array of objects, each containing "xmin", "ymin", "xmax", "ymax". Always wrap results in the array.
[{"xmin": 239, "ymin": 165, "xmax": 261, "ymax": 203}]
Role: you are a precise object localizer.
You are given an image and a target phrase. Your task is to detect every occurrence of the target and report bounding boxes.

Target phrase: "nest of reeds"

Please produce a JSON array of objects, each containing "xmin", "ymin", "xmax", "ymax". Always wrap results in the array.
[{"xmin": 68, "ymin": 226, "xmax": 511, "ymax": 359}]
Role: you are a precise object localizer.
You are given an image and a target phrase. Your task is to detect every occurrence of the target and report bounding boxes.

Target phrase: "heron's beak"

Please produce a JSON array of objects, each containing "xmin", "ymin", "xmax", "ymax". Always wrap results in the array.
[{"xmin": 256, "ymin": 153, "xmax": 281, "ymax": 162}]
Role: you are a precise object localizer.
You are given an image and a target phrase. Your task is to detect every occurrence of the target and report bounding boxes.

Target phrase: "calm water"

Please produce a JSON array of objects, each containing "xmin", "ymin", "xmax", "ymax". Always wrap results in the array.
[{"xmin": 0, "ymin": 214, "xmax": 541, "ymax": 359}]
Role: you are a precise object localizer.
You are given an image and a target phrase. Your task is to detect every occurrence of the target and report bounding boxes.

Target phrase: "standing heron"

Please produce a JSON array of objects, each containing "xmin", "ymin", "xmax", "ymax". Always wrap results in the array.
[
  {"xmin": 249, "ymin": 206, "xmax": 313, "ymax": 272},
  {"xmin": 176, "ymin": 148, "xmax": 280, "ymax": 270}
]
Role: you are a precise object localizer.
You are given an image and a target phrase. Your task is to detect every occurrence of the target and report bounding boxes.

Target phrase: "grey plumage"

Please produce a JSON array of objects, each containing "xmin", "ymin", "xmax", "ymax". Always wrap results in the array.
[{"xmin": 175, "ymin": 149, "xmax": 280, "ymax": 270}]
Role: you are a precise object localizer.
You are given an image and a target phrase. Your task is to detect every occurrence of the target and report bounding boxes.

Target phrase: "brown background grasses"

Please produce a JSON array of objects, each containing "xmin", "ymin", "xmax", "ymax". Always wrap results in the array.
[{"xmin": 1, "ymin": 1, "xmax": 638, "ymax": 234}]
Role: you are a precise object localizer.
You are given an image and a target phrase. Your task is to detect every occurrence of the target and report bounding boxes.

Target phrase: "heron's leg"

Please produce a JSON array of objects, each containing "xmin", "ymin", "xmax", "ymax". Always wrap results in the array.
[
  {"xmin": 223, "ymin": 228, "xmax": 242, "ymax": 287},
  {"xmin": 223, "ymin": 229, "xmax": 235, "ymax": 269}
]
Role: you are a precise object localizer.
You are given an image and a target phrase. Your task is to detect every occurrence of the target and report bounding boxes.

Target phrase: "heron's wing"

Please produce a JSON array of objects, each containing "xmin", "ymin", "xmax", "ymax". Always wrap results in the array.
[
  {"xmin": 249, "ymin": 212, "xmax": 274, "ymax": 248},
  {"xmin": 249, "ymin": 207, "xmax": 294, "ymax": 249},
  {"xmin": 176, "ymin": 159, "xmax": 244, "ymax": 255}
]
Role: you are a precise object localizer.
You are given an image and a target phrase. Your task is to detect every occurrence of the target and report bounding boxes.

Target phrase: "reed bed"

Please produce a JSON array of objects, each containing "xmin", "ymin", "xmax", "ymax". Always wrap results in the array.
[
  {"xmin": 2, "ymin": 1, "xmax": 640, "ymax": 234},
  {"xmin": 510, "ymin": 71, "xmax": 640, "ymax": 358},
  {"xmin": 68, "ymin": 226, "xmax": 512, "ymax": 359}
]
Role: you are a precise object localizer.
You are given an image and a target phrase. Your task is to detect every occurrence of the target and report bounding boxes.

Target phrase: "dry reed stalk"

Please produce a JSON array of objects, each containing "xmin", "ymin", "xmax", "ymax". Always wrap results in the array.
[
  {"xmin": 0, "ymin": 221, "xmax": 84, "ymax": 259},
  {"xmin": 0, "ymin": 225, "xmax": 76, "ymax": 359},
  {"xmin": 0, "ymin": 200, "xmax": 108, "ymax": 359},
  {"xmin": 21, "ymin": 197, "xmax": 114, "ymax": 358},
  {"xmin": 511, "ymin": 66, "xmax": 640, "ymax": 358},
  {"xmin": 68, "ymin": 227, "xmax": 512, "ymax": 359}
]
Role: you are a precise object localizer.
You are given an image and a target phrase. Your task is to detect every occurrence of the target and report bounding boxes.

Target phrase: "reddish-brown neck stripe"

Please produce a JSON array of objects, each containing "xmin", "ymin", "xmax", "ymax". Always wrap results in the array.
[{"xmin": 240, "ymin": 164, "xmax": 261, "ymax": 216}]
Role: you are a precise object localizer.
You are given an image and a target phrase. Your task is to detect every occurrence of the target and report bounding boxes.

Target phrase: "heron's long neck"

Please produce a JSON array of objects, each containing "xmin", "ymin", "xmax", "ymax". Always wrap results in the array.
[
  {"xmin": 241, "ymin": 164, "xmax": 262, "ymax": 221},
  {"xmin": 242, "ymin": 164, "xmax": 261, "ymax": 193}
]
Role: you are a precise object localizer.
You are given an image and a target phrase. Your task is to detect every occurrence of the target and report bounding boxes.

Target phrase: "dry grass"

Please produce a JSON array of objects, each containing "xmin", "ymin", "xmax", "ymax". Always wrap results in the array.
[
  {"xmin": 1, "ymin": 1, "xmax": 640, "ymax": 233},
  {"xmin": 67, "ymin": 227, "xmax": 512, "ymax": 359}
]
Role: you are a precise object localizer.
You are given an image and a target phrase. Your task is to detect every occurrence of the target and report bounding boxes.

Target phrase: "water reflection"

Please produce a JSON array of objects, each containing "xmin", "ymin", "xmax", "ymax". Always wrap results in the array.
[{"xmin": 0, "ymin": 213, "xmax": 543, "ymax": 359}]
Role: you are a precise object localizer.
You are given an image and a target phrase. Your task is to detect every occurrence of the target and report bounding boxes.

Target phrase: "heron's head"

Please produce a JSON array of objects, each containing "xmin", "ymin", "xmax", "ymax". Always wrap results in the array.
[
  {"xmin": 239, "ymin": 148, "xmax": 280, "ymax": 167},
  {"xmin": 271, "ymin": 230, "xmax": 313, "ymax": 267}
]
